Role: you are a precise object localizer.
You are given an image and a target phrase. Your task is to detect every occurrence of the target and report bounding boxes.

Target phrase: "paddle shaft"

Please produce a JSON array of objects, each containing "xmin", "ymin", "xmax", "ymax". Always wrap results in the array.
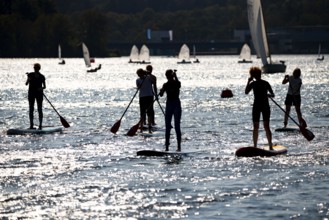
[
  {"xmin": 156, "ymin": 98, "xmax": 166, "ymax": 116},
  {"xmin": 43, "ymin": 94, "xmax": 62, "ymax": 118},
  {"xmin": 43, "ymin": 94, "xmax": 70, "ymax": 128},
  {"xmin": 269, "ymin": 96, "xmax": 301, "ymax": 127},
  {"xmin": 118, "ymin": 77, "xmax": 146, "ymax": 121}
]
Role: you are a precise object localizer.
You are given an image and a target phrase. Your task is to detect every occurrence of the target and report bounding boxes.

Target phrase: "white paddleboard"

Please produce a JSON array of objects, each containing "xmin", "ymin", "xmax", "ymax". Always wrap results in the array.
[{"xmin": 7, "ymin": 126, "xmax": 63, "ymax": 135}]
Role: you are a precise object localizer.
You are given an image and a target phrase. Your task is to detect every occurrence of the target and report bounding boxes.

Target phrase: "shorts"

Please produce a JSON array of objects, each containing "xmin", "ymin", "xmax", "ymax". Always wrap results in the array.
[
  {"xmin": 284, "ymin": 94, "xmax": 301, "ymax": 106},
  {"xmin": 252, "ymin": 105, "xmax": 270, "ymax": 122}
]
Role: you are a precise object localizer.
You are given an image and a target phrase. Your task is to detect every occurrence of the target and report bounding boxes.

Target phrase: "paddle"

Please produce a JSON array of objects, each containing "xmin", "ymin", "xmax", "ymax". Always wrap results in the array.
[
  {"xmin": 110, "ymin": 76, "xmax": 146, "ymax": 134},
  {"xmin": 110, "ymin": 88, "xmax": 140, "ymax": 134},
  {"xmin": 43, "ymin": 94, "xmax": 70, "ymax": 128},
  {"xmin": 269, "ymin": 97, "xmax": 314, "ymax": 141}
]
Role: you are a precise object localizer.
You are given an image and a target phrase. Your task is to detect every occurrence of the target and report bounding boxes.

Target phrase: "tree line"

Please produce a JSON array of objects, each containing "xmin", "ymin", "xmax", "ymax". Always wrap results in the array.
[{"xmin": 0, "ymin": 0, "xmax": 328, "ymax": 57}]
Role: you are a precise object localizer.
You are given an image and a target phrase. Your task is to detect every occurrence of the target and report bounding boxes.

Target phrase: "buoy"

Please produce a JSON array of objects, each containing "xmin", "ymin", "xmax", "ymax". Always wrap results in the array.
[{"xmin": 221, "ymin": 89, "xmax": 233, "ymax": 98}]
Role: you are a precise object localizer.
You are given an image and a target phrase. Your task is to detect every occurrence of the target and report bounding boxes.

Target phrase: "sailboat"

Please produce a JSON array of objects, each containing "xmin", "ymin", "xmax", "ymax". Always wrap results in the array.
[
  {"xmin": 192, "ymin": 45, "xmax": 200, "ymax": 63},
  {"xmin": 177, "ymin": 44, "xmax": 191, "ymax": 64},
  {"xmin": 128, "ymin": 45, "xmax": 140, "ymax": 63},
  {"xmin": 238, "ymin": 43, "xmax": 253, "ymax": 63},
  {"xmin": 139, "ymin": 45, "xmax": 151, "ymax": 64},
  {"xmin": 58, "ymin": 44, "xmax": 65, "ymax": 65},
  {"xmin": 317, "ymin": 44, "xmax": 324, "ymax": 61},
  {"xmin": 82, "ymin": 43, "xmax": 91, "ymax": 68},
  {"xmin": 247, "ymin": 0, "xmax": 286, "ymax": 73}
]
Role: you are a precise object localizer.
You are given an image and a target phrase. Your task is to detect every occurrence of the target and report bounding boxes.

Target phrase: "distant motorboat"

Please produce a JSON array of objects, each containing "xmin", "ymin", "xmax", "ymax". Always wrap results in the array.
[
  {"xmin": 238, "ymin": 43, "xmax": 252, "ymax": 63},
  {"xmin": 177, "ymin": 44, "xmax": 192, "ymax": 64},
  {"xmin": 247, "ymin": 0, "xmax": 286, "ymax": 73}
]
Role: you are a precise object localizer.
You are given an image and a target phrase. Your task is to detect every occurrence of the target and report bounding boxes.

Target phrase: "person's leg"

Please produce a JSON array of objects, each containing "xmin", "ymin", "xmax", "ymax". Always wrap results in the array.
[
  {"xmin": 150, "ymin": 97, "xmax": 156, "ymax": 126},
  {"xmin": 146, "ymin": 96, "xmax": 154, "ymax": 133},
  {"xmin": 294, "ymin": 95, "xmax": 305, "ymax": 127},
  {"xmin": 263, "ymin": 121, "xmax": 273, "ymax": 150},
  {"xmin": 284, "ymin": 95, "xmax": 293, "ymax": 127},
  {"xmin": 165, "ymin": 102, "xmax": 174, "ymax": 151},
  {"xmin": 36, "ymin": 94, "xmax": 43, "ymax": 129},
  {"xmin": 253, "ymin": 122, "xmax": 259, "ymax": 148},
  {"xmin": 173, "ymin": 100, "xmax": 182, "ymax": 151},
  {"xmin": 263, "ymin": 107, "xmax": 273, "ymax": 150},
  {"xmin": 28, "ymin": 95, "xmax": 35, "ymax": 129},
  {"xmin": 252, "ymin": 106, "xmax": 260, "ymax": 148},
  {"xmin": 284, "ymin": 105, "xmax": 291, "ymax": 127},
  {"xmin": 139, "ymin": 97, "xmax": 147, "ymax": 131}
]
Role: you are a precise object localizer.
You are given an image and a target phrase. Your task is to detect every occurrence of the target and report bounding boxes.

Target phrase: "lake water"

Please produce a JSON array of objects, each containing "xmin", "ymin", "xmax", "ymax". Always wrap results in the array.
[{"xmin": 0, "ymin": 55, "xmax": 328, "ymax": 219}]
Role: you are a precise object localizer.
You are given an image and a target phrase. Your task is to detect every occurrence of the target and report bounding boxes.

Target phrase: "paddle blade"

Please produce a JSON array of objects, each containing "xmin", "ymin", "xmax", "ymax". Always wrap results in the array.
[
  {"xmin": 300, "ymin": 127, "xmax": 315, "ymax": 141},
  {"xmin": 127, "ymin": 123, "xmax": 140, "ymax": 137},
  {"xmin": 300, "ymin": 117, "xmax": 307, "ymax": 128},
  {"xmin": 110, "ymin": 120, "xmax": 121, "ymax": 134},
  {"xmin": 60, "ymin": 116, "xmax": 70, "ymax": 128}
]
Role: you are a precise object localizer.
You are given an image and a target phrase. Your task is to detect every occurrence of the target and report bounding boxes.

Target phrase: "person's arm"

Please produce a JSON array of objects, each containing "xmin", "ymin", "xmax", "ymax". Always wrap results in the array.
[
  {"xmin": 173, "ymin": 70, "xmax": 178, "ymax": 81},
  {"xmin": 25, "ymin": 73, "xmax": 30, "ymax": 85},
  {"xmin": 245, "ymin": 77, "xmax": 253, "ymax": 94},
  {"xmin": 151, "ymin": 75, "xmax": 158, "ymax": 98},
  {"xmin": 282, "ymin": 75, "xmax": 289, "ymax": 84},
  {"xmin": 42, "ymin": 80, "xmax": 46, "ymax": 90},
  {"xmin": 267, "ymin": 83, "xmax": 275, "ymax": 98},
  {"xmin": 159, "ymin": 84, "xmax": 165, "ymax": 97}
]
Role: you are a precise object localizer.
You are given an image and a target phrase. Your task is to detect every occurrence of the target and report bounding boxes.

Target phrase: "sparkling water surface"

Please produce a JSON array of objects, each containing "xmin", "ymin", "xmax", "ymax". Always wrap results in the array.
[{"xmin": 0, "ymin": 55, "xmax": 328, "ymax": 219}]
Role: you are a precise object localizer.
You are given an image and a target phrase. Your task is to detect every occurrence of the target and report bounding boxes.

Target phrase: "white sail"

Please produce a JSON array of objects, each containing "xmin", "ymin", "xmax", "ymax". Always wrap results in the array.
[
  {"xmin": 129, "ymin": 45, "xmax": 139, "ymax": 62},
  {"xmin": 178, "ymin": 44, "xmax": 190, "ymax": 61},
  {"xmin": 239, "ymin": 43, "xmax": 252, "ymax": 60},
  {"xmin": 58, "ymin": 44, "xmax": 62, "ymax": 60},
  {"xmin": 82, "ymin": 43, "xmax": 91, "ymax": 67},
  {"xmin": 247, "ymin": 0, "xmax": 269, "ymax": 65},
  {"xmin": 247, "ymin": 0, "xmax": 286, "ymax": 73},
  {"xmin": 139, "ymin": 45, "xmax": 150, "ymax": 62}
]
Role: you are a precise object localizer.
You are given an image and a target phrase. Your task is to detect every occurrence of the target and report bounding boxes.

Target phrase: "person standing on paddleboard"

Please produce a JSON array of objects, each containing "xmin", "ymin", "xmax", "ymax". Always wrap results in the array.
[
  {"xmin": 136, "ymin": 68, "xmax": 155, "ymax": 133},
  {"xmin": 25, "ymin": 63, "xmax": 46, "ymax": 130},
  {"xmin": 159, "ymin": 69, "xmax": 182, "ymax": 152},
  {"xmin": 146, "ymin": 65, "xmax": 158, "ymax": 126},
  {"xmin": 245, "ymin": 67, "xmax": 275, "ymax": 150},
  {"xmin": 282, "ymin": 68, "xmax": 305, "ymax": 128}
]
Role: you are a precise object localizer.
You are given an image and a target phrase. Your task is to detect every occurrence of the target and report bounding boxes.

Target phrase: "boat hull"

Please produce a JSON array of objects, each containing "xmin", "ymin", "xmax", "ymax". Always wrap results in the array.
[{"xmin": 262, "ymin": 62, "xmax": 286, "ymax": 73}]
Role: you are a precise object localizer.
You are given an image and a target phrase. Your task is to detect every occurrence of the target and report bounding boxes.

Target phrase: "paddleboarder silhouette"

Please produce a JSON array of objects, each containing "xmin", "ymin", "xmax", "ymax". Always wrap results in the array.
[{"xmin": 25, "ymin": 63, "xmax": 46, "ymax": 130}]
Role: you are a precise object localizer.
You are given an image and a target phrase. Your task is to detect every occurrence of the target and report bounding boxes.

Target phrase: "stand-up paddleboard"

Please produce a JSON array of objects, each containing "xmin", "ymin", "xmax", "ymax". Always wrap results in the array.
[
  {"xmin": 275, "ymin": 127, "xmax": 300, "ymax": 132},
  {"xmin": 137, "ymin": 150, "xmax": 189, "ymax": 157},
  {"xmin": 235, "ymin": 145, "xmax": 287, "ymax": 157},
  {"xmin": 7, "ymin": 126, "xmax": 63, "ymax": 135}
]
